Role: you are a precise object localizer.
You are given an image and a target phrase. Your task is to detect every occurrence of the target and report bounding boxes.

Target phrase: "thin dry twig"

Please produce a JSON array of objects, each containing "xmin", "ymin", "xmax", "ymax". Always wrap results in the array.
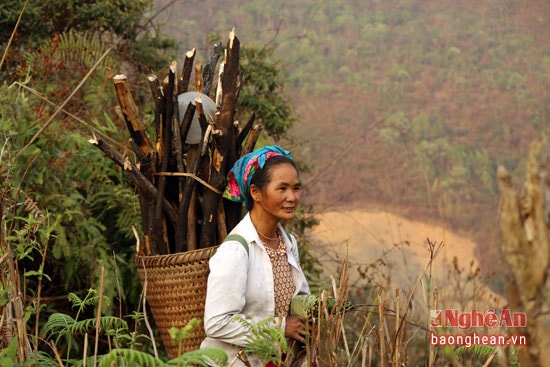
[
  {"xmin": 138, "ymin": 264, "xmax": 159, "ymax": 359},
  {"xmin": 0, "ymin": 0, "xmax": 29, "ymax": 70},
  {"xmin": 481, "ymin": 347, "xmax": 499, "ymax": 367},
  {"xmin": 93, "ymin": 266, "xmax": 105, "ymax": 367}
]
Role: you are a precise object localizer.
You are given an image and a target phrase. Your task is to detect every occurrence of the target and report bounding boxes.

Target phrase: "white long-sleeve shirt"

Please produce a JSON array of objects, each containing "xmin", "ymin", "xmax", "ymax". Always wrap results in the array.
[{"xmin": 200, "ymin": 213, "xmax": 310, "ymax": 366}]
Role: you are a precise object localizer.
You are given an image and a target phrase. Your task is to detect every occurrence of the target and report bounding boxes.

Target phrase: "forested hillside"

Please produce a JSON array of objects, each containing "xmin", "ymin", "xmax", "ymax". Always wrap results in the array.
[{"xmin": 152, "ymin": 0, "xmax": 549, "ymax": 289}]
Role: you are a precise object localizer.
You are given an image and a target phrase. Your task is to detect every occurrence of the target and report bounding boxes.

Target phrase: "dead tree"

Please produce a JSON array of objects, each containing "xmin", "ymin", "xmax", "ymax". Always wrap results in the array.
[{"xmin": 497, "ymin": 138, "xmax": 550, "ymax": 367}]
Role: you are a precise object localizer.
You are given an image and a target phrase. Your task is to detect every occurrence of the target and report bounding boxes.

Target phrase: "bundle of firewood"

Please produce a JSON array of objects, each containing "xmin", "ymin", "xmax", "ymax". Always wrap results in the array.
[{"xmin": 91, "ymin": 30, "xmax": 261, "ymax": 255}]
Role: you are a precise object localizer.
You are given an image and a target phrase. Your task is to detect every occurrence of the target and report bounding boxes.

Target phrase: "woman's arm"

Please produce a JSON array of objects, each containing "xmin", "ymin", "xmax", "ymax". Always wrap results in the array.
[{"xmin": 203, "ymin": 241, "xmax": 281, "ymax": 346}]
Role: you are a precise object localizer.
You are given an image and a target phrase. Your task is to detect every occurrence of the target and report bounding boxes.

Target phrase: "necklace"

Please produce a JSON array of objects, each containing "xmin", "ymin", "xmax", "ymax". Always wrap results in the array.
[
  {"xmin": 257, "ymin": 228, "xmax": 280, "ymax": 241},
  {"xmin": 256, "ymin": 227, "xmax": 281, "ymax": 247}
]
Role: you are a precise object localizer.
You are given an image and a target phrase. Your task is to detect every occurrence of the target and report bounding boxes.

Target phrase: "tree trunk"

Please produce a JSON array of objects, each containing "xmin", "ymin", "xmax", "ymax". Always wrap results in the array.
[{"xmin": 497, "ymin": 138, "xmax": 550, "ymax": 367}]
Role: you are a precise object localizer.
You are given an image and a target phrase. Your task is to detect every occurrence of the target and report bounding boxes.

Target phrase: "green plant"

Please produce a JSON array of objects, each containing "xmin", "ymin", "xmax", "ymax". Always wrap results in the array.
[
  {"xmin": 455, "ymin": 344, "xmax": 494, "ymax": 358},
  {"xmin": 39, "ymin": 289, "xmax": 228, "ymax": 366},
  {"xmin": 41, "ymin": 289, "xmax": 127, "ymax": 364},
  {"xmin": 0, "ymin": 338, "xmax": 20, "ymax": 367},
  {"xmin": 98, "ymin": 347, "xmax": 228, "ymax": 367},
  {"xmin": 235, "ymin": 315, "xmax": 288, "ymax": 366}
]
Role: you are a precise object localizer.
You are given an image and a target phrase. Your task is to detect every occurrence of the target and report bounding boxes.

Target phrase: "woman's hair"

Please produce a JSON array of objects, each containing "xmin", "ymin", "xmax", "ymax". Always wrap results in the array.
[{"xmin": 246, "ymin": 155, "xmax": 298, "ymax": 210}]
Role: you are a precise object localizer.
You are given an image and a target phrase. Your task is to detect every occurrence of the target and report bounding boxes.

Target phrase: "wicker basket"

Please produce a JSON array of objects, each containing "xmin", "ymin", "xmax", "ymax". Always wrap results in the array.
[{"xmin": 135, "ymin": 246, "xmax": 218, "ymax": 359}]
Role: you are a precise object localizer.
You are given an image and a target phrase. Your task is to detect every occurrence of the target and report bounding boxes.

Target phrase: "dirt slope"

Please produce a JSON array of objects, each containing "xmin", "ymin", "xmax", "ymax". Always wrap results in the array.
[{"xmin": 306, "ymin": 209, "xmax": 505, "ymax": 318}]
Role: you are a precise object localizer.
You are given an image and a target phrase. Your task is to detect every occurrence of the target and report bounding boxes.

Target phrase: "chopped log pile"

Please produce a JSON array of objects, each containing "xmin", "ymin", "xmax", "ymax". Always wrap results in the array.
[{"xmin": 91, "ymin": 30, "xmax": 261, "ymax": 255}]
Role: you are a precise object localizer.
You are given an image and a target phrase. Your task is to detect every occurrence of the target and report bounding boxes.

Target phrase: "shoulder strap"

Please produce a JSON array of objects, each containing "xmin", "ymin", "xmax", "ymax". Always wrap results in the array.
[
  {"xmin": 224, "ymin": 233, "xmax": 249, "ymax": 255},
  {"xmin": 282, "ymin": 229, "xmax": 292, "ymax": 243},
  {"xmin": 223, "ymin": 230, "xmax": 292, "ymax": 255}
]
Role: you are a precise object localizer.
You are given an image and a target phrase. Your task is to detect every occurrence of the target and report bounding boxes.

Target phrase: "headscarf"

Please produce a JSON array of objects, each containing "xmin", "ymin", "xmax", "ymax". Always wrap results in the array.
[{"xmin": 223, "ymin": 145, "xmax": 293, "ymax": 207}]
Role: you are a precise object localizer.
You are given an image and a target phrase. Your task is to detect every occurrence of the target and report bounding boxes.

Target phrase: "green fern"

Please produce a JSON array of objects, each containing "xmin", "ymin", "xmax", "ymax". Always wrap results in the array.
[
  {"xmin": 97, "ymin": 349, "xmax": 163, "ymax": 367},
  {"xmin": 96, "ymin": 347, "xmax": 227, "ymax": 367},
  {"xmin": 167, "ymin": 348, "xmax": 228, "ymax": 366},
  {"xmin": 34, "ymin": 351, "xmax": 65, "ymax": 367},
  {"xmin": 234, "ymin": 315, "xmax": 288, "ymax": 365},
  {"xmin": 67, "ymin": 289, "xmax": 109, "ymax": 317},
  {"xmin": 25, "ymin": 29, "xmax": 115, "ymax": 73},
  {"xmin": 455, "ymin": 344, "xmax": 495, "ymax": 359},
  {"xmin": 42, "ymin": 312, "xmax": 128, "ymax": 343}
]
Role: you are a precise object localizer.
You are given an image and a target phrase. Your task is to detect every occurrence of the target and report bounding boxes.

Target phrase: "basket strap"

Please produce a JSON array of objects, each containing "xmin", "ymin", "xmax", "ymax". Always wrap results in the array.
[
  {"xmin": 282, "ymin": 229, "xmax": 292, "ymax": 243},
  {"xmin": 224, "ymin": 230, "xmax": 292, "ymax": 255},
  {"xmin": 224, "ymin": 234, "xmax": 249, "ymax": 255}
]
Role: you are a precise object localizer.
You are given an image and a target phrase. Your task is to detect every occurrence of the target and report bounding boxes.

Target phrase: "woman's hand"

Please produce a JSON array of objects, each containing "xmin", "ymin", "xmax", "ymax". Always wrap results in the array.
[{"xmin": 285, "ymin": 316, "xmax": 307, "ymax": 343}]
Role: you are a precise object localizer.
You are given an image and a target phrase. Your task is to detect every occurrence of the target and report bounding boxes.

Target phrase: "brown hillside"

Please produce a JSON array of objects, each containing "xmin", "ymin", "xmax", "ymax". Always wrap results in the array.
[
  {"xmin": 307, "ymin": 208, "xmax": 505, "ymax": 319},
  {"xmin": 152, "ymin": 0, "xmax": 549, "ymax": 285}
]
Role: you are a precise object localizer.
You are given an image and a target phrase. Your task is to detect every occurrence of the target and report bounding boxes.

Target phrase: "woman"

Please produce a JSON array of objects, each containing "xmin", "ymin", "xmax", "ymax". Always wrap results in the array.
[{"xmin": 201, "ymin": 145, "xmax": 310, "ymax": 366}]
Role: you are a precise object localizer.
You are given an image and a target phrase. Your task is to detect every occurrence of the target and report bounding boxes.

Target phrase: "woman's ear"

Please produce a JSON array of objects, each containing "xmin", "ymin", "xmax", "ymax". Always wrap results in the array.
[{"xmin": 249, "ymin": 184, "xmax": 260, "ymax": 202}]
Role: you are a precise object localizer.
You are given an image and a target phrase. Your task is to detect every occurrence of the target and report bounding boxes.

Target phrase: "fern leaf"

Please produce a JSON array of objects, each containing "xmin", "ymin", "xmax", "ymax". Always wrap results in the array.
[
  {"xmin": 41, "ymin": 313, "xmax": 75, "ymax": 339},
  {"xmin": 97, "ymin": 349, "xmax": 165, "ymax": 367},
  {"xmin": 67, "ymin": 316, "xmax": 128, "ymax": 336},
  {"xmin": 234, "ymin": 316, "xmax": 287, "ymax": 364},
  {"xmin": 167, "ymin": 347, "xmax": 228, "ymax": 366},
  {"xmin": 455, "ymin": 344, "xmax": 495, "ymax": 358},
  {"xmin": 35, "ymin": 351, "xmax": 63, "ymax": 367},
  {"xmin": 42, "ymin": 313, "xmax": 128, "ymax": 341}
]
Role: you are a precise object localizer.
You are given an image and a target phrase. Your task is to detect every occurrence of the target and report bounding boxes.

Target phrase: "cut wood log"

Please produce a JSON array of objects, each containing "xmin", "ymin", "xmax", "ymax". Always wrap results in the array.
[
  {"xmin": 95, "ymin": 30, "xmax": 258, "ymax": 255},
  {"xmin": 179, "ymin": 48, "xmax": 196, "ymax": 95},
  {"xmin": 113, "ymin": 74, "xmax": 156, "ymax": 178},
  {"xmin": 174, "ymin": 99, "xmax": 210, "ymax": 253},
  {"xmin": 203, "ymin": 42, "xmax": 222, "ymax": 96},
  {"xmin": 200, "ymin": 29, "xmax": 240, "ymax": 248},
  {"xmin": 236, "ymin": 112, "xmax": 256, "ymax": 153},
  {"xmin": 152, "ymin": 62, "xmax": 179, "ymax": 254},
  {"xmin": 242, "ymin": 122, "xmax": 263, "ymax": 157},
  {"xmin": 88, "ymin": 136, "xmax": 178, "ymax": 230},
  {"xmin": 195, "ymin": 59, "xmax": 203, "ymax": 94}
]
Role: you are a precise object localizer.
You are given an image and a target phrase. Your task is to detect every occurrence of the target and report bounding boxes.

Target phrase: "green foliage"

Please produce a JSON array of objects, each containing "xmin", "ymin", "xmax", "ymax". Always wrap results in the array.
[
  {"xmin": 234, "ymin": 315, "xmax": 288, "ymax": 365},
  {"xmin": 1, "ymin": 0, "xmax": 174, "ymax": 86},
  {"xmin": 98, "ymin": 347, "xmax": 227, "ymax": 367},
  {"xmin": 1, "ymin": 0, "xmax": 151, "ymax": 45},
  {"xmin": 39, "ymin": 289, "xmax": 127, "ymax": 363},
  {"xmin": 36, "ymin": 289, "xmax": 226, "ymax": 366},
  {"xmin": 454, "ymin": 344, "xmax": 494, "ymax": 361},
  {"xmin": 0, "ymin": 338, "xmax": 19, "ymax": 367},
  {"xmin": 290, "ymin": 294, "xmax": 353, "ymax": 319},
  {"xmin": 42, "ymin": 313, "xmax": 128, "ymax": 344},
  {"xmin": 238, "ymin": 46, "xmax": 296, "ymax": 140},
  {"xmin": 168, "ymin": 318, "xmax": 201, "ymax": 358},
  {"xmin": 97, "ymin": 349, "xmax": 164, "ymax": 366},
  {"xmin": 2, "ymin": 67, "xmax": 143, "ymax": 309}
]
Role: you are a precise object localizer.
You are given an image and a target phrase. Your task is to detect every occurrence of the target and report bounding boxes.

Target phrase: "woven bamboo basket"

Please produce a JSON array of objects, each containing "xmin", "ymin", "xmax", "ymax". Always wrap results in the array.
[{"xmin": 135, "ymin": 246, "xmax": 218, "ymax": 359}]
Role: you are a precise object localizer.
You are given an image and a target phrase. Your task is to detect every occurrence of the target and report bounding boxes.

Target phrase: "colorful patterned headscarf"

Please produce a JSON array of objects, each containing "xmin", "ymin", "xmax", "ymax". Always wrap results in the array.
[{"xmin": 223, "ymin": 145, "xmax": 293, "ymax": 206}]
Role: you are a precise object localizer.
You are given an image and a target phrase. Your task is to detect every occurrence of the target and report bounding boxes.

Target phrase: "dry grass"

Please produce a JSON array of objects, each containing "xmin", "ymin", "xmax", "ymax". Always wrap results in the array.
[{"xmin": 300, "ymin": 209, "xmax": 513, "ymax": 366}]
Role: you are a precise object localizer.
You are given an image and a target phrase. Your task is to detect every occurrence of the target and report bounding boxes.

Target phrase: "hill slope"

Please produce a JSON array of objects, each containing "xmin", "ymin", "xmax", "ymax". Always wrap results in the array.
[
  {"xmin": 152, "ymin": 0, "xmax": 549, "ymax": 280},
  {"xmin": 308, "ymin": 208, "xmax": 505, "ymax": 318}
]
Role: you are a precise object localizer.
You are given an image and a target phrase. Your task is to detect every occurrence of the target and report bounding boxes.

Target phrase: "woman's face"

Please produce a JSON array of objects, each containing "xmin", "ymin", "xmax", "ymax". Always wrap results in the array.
[{"xmin": 251, "ymin": 163, "xmax": 301, "ymax": 221}]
